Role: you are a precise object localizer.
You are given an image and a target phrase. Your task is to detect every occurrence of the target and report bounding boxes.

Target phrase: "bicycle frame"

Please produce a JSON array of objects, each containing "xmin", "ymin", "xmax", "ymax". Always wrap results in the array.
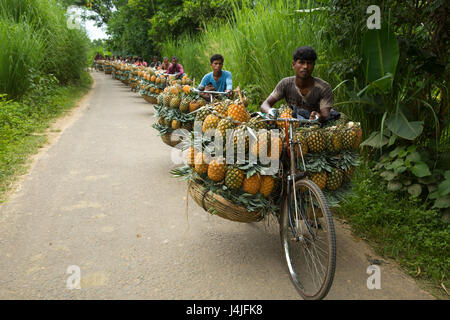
[{"xmin": 256, "ymin": 115, "xmax": 320, "ymax": 241}]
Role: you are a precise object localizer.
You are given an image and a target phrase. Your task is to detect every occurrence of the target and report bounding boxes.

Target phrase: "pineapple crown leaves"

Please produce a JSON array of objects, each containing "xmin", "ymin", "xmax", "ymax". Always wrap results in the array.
[
  {"xmin": 152, "ymin": 123, "xmax": 173, "ymax": 136},
  {"xmin": 170, "ymin": 165, "xmax": 194, "ymax": 180},
  {"xmin": 302, "ymin": 152, "xmax": 334, "ymax": 173}
]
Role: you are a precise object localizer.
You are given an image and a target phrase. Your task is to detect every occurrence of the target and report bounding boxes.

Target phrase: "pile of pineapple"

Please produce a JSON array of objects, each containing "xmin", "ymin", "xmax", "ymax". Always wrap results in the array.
[
  {"xmin": 151, "ymin": 83, "xmax": 200, "ymax": 135},
  {"xmin": 276, "ymin": 105, "xmax": 361, "ymax": 204},
  {"xmin": 104, "ymin": 61, "xmax": 112, "ymax": 74},
  {"xmin": 172, "ymin": 100, "xmax": 282, "ymax": 215}
]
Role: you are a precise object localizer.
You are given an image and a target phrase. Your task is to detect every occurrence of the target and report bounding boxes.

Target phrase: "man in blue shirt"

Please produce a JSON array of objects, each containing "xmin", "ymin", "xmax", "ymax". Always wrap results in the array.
[{"xmin": 198, "ymin": 54, "xmax": 232, "ymax": 100}]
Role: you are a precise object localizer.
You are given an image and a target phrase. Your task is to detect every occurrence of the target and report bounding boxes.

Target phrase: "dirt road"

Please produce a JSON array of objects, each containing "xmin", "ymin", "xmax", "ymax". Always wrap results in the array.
[{"xmin": 0, "ymin": 72, "xmax": 434, "ymax": 299}]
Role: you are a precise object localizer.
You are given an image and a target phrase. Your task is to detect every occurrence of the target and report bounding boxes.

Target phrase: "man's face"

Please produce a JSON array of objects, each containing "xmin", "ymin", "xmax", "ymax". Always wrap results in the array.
[
  {"xmin": 211, "ymin": 60, "xmax": 223, "ymax": 73},
  {"xmin": 164, "ymin": 58, "xmax": 168, "ymax": 63},
  {"xmin": 293, "ymin": 59, "xmax": 315, "ymax": 79},
  {"xmin": 172, "ymin": 58, "xmax": 177, "ymax": 64}
]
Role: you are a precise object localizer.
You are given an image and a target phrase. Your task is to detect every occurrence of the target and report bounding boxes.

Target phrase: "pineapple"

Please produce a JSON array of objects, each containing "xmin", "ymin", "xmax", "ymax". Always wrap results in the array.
[
  {"xmin": 352, "ymin": 123, "xmax": 363, "ymax": 150},
  {"xmin": 227, "ymin": 103, "xmax": 250, "ymax": 123},
  {"xmin": 170, "ymin": 96, "xmax": 181, "ymax": 109},
  {"xmin": 248, "ymin": 116, "xmax": 269, "ymax": 130},
  {"xmin": 294, "ymin": 131, "xmax": 308, "ymax": 157},
  {"xmin": 306, "ymin": 129, "xmax": 326, "ymax": 153},
  {"xmin": 268, "ymin": 136, "xmax": 283, "ymax": 160},
  {"xmin": 341, "ymin": 122, "xmax": 358, "ymax": 150},
  {"xmin": 242, "ymin": 174, "xmax": 261, "ymax": 195},
  {"xmin": 202, "ymin": 114, "xmax": 220, "ymax": 133},
  {"xmin": 186, "ymin": 147, "xmax": 195, "ymax": 167},
  {"xmin": 326, "ymin": 168, "xmax": 344, "ymax": 191},
  {"xmin": 179, "ymin": 98, "xmax": 190, "ymax": 112},
  {"xmin": 164, "ymin": 94, "xmax": 172, "ymax": 107},
  {"xmin": 310, "ymin": 171, "xmax": 327, "ymax": 190},
  {"xmin": 233, "ymin": 125, "xmax": 249, "ymax": 155},
  {"xmin": 250, "ymin": 130, "xmax": 270, "ymax": 158},
  {"xmin": 216, "ymin": 117, "xmax": 235, "ymax": 141},
  {"xmin": 207, "ymin": 158, "xmax": 226, "ymax": 182},
  {"xmin": 171, "ymin": 120, "xmax": 181, "ymax": 129},
  {"xmin": 194, "ymin": 152, "xmax": 208, "ymax": 174},
  {"xmin": 259, "ymin": 175, "xmax": 275, "ymax": 197},
  {"xmin": 325, "ymin": 127, "xmax": 342, "ymax": 153},
  {"xmin": 214, "ymin": 102, "xmax": 229, "ymax": 118},
  {"xmin": 195, "ymin": 106, "xmax": 212, "ymax": 123},
  {"xmin": 189, "ymin": 100, "xmax": 200, "ymax": 112},
  {"xmin": 225, "ymin": 166, "xmax": 245, "ymax": 190}
]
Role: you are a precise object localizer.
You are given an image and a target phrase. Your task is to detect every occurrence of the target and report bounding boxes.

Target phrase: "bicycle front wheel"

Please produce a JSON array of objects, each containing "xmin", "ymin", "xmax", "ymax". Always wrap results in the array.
[{"xmin": 280, "ymin": 178, "xmax": 336, "ymax": 300}]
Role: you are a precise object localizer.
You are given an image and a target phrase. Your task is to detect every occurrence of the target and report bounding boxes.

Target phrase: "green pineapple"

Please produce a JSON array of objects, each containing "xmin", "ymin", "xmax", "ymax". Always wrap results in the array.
[
  {"xmin": 169, "ymin": 96, "xmax": 181, "ymax": 109},
  {"xmin": 225, "ymin": 166, "xmax": 245, "ymax": 190},
  {"xmin": 164, "ymin": 94, "xmax": 172, "ymax": 107},
  {"xmin": 179, "ymin": 98, "xmax": 190, "ymax": 112},
  {"xmin": 326, "ymin": 168, "xmax": 344, "ymax": 191},
  {"xmin": 195, "ymin": 106, "xmax": 212, "ymax": 123},
  {"xmin": 216, "ymin": 116, "xmax": 235, "ymax": 142},
  {"xmin": 248, "ymin": 116, "xmax": 270, "ymax": 130}
]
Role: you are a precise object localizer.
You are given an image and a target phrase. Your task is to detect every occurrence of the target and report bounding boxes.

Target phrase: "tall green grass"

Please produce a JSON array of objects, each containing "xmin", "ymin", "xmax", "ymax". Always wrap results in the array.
[
  {"xmin": 0, "ymin": 0, "xmax": 90, "ymax": 98},
  {"xmin": 162, "ymin": 0, "xmax": 350, "ymax": 108},
  {"xmin": 0, "ymin": 19, "xmax": 45, "ymax": 98}
]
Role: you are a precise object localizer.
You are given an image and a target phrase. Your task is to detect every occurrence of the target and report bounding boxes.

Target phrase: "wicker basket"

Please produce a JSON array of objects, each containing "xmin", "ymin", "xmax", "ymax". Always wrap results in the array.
[
  {"xmin": 188, "ymin": 180, "xmax": 262, "ymax": 223},
  {"xmin": 161, "ymin": 132, "xmax": 181, "ymax": 148},
  {"xmin": 143, "ymin": 95, "xmax": 156, "ymax": 104}
]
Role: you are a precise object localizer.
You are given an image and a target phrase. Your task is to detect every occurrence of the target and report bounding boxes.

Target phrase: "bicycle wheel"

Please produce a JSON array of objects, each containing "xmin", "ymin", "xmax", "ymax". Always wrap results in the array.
[{"xmin": 280, "ymin": 178, "xmax": 336, "ymax": 300}]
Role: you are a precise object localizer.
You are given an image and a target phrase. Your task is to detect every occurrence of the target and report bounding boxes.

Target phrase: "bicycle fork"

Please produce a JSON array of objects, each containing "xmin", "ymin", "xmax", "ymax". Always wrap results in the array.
[{"xmin": 285, "ymin": 122, "xmax": 316, "ymax": 242}]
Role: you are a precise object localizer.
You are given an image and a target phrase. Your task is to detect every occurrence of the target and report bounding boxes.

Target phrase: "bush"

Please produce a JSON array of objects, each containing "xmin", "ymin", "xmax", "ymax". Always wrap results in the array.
[
  {"xmin": 0, "ymin": 0, "xmax": 90, "ymax": 98},
  {"xmin": 337, "ymin": 164, "xmax": 450, "ymax": 290}
]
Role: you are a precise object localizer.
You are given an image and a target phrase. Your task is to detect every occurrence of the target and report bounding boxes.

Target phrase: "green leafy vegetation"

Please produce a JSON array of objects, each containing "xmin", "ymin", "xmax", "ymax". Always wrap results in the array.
[
  {"xmin": 336, "ymin": 164, "xmax": 449, "ymax": 296},
  {"xmin": 0, "ymin": 72, "xmax": 92, "ymax": 203}
]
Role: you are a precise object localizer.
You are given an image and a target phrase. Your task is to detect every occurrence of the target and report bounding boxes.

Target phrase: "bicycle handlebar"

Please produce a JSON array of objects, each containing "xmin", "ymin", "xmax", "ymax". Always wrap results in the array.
[
  {"xmin": 254, "ymin": 112, "xmax": 320, "ymax": 124},
  {"xmin": 192, "ymin": 88, "xmax": 229, "ymax": 95}
]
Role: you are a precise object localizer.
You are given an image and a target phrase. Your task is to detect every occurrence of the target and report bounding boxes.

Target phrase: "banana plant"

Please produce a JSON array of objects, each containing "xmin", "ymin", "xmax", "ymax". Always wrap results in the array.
[{"xmin": 335, "ymin": 23, "xmax": 438, "ymax": 149}]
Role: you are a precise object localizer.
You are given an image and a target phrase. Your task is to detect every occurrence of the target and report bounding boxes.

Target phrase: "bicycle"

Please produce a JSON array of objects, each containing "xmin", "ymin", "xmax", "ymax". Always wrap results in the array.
[{"xmin": 256, "ymin": 112, "xmax": 336, "ymax": 300}]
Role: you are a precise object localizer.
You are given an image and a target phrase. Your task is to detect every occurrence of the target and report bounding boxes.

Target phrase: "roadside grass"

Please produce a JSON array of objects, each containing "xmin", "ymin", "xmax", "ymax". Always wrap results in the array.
[
  {"xmin": 336, "ymin": 163, "xmax": 450, "ymax": 298},
  {"xmin": 0, "ymin": 72, "xmax": 92, "ymax": 203}
]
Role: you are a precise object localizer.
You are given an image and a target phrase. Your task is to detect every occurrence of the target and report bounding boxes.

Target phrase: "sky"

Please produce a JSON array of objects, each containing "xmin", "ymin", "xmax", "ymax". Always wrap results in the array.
[{"xmin": 67, "ymin": 6, "xmax": 109, "ymax": 41}]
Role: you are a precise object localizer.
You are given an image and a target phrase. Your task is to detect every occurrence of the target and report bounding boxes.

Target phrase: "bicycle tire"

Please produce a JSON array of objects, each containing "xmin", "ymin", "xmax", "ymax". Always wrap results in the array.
[{"xmin": 280, "ymin": 178, "xmax": 336, "ymax": 300}]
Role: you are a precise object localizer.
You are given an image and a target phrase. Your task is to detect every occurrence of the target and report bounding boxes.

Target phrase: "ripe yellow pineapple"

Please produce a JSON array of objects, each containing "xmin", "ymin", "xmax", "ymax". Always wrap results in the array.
[
  {"xmin": 259, "ymin": 176, "xmax": 275, "ymax": 197},
  {"xmin": 242, "ymin": 174, "xmax": 261, "ymax": 195},
  {"xmin": 202, "ymin": 114, "xmax": 220, "ymax": 133},
  {"xmin": 194, "ymin": 152, "xmax": 208, "ymax": 174},
  {"xmin": 227, "ymin": 103, "xmax": 250, "ymax": 123},
  {"xmin": 207, "ymin": 158, "xmax": 226, "ymax": 182},
  {"xmin": 186, "ymin": 147, "xmax": 195, "ymax": 167}
]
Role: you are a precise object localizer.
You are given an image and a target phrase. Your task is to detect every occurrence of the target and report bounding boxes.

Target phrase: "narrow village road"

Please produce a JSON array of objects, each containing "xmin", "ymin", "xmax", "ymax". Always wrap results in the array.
[{"xmin": 0, "ymin": 72, "xmax": 434, "ymax": 300}]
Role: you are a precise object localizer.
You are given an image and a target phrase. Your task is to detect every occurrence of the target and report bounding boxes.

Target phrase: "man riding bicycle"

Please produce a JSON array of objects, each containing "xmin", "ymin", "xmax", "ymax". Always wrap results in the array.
[{"xmin": 260, "ymin": 46, "xmax": 338, "ymax": 123}]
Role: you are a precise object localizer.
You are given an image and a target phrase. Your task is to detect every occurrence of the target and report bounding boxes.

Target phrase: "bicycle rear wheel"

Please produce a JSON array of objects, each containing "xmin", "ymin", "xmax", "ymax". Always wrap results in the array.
[{"xmin": 280, "ymin": 178, "xmax": 336, "ymax": 300}]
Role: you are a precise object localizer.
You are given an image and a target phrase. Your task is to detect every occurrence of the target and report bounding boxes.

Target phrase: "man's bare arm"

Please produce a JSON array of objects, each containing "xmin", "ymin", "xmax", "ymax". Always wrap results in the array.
[{"xmin": 260, "ymin": 95, "xmax": 279, "ymax": 114}]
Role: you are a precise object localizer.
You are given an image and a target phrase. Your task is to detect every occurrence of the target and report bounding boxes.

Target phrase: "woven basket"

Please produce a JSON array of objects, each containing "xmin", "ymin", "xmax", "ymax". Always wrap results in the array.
[
  {"xmin": 161, "ymin": 132, "xmax": 181, "ymax": 148},
  {"xmin": 143, "ymin": 95, "xmax": 156, "ymax": 104},
  {"xmin": 188, "ymin": 180, "xmax": 262, "ymax": 223}
]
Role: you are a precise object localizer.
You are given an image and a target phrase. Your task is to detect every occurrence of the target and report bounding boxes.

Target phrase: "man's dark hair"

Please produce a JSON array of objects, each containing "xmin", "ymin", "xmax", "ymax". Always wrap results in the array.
[
  {"xmin": 210, "ymin": 54, "xmax": 224, "ymax": 64},
  {"xmin": 293, "ymin": 46, "xmax": 317, "ymax": 62}
]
